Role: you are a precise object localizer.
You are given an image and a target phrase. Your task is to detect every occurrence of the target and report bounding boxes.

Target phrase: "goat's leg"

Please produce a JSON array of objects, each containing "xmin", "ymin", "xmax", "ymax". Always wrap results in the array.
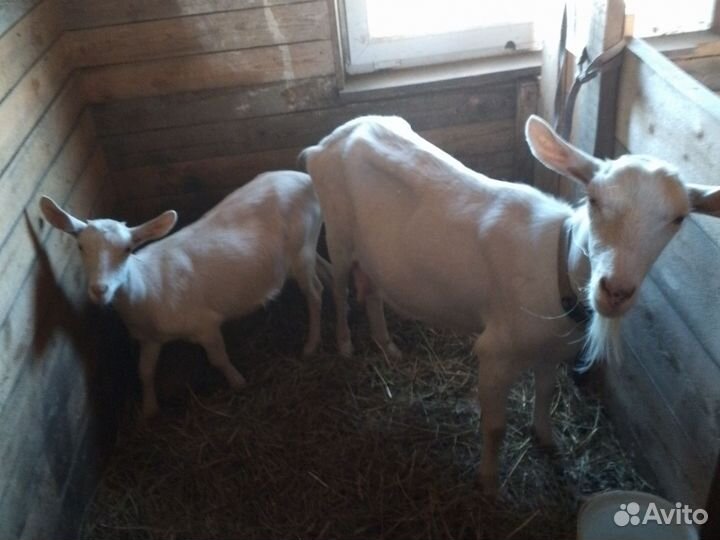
[
  {"xmin": 292, "ymin": 248, "xmax": 324, "ymax": 357},
  {"xmin": 199, "ymin": 329, "xmax": 246, "ymax": 390},
  {"xmin": 475, "ymin": 337, "xmax": 514, "ymax": 496},
  {"xmin": 138, "ymin": 341, "xmax": 162, "ymax": 418},
  {"xmin": 324, "ymin": 232, "xmax": 354, "ymax": 357},
  {"xmin": 532, "ymin": 366, "xmax": 557, "ymax": 448},
  {"xmin": 365, "ymin": 290, "xmax": 401, "ymax": 360}
]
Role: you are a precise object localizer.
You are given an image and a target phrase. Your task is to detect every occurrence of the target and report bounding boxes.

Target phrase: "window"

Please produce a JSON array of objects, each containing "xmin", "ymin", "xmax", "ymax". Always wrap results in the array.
[
  {"xmin": 343, "ymin": 0, "xmax": 540, "ymax": 74},
  {"xmin": 626, "ymin": 0, "xmax": 715, "ymax": 37},
  {"xmin": 342, "ymin": 1, "xmax": 718, "ymax": 76}
]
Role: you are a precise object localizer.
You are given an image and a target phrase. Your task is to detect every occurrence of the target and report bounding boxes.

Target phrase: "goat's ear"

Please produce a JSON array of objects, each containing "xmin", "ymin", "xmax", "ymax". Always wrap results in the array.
[
  {"xmin": 687, "ymin": 184, "xmax": 720, "ymax": 217},
  {"xmin": 525, "ymin": 115, "xmax": 602, "ymax": 185},
  {"xmin": 130, "ymin": 210, "xmax": 177, "ymax": 248},
  {"xmin": 39, "ymin": 195, "xmax": 86, "ymax": 236}
]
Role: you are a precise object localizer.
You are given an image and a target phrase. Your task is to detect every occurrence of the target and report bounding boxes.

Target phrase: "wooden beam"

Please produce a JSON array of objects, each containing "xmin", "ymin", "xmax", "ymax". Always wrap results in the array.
[
  {"xmin": 102, "ymin": 84, "xmax": 516, "ymax": 169},
  {"xmin": 609, "ymin": 274, "xmax": 720, "ymax": 508},
  {"xmin": 674, "ymin": 56, "xmax": 720, "ymax": 93},
  {"xmin": 534, "ymin": 0, "xmax": 566, "ymax": 195},
  {"xmin": 0, "ymin": 0, "xmax": 43, "ymax": 39},
  {"xmin": 0, "ymin": 144, "xmax": 106, "ymax": 417},
  {"xmin": 63, "ymin": 0, "xmax": 310, "ymax": 29},
  {"xmin": 0, "ymin": 76, "xmax": 84, "ymax": 247},
  {"xmin": 67, "ymin": 1, "xmax": 330, "ymax": 67},
  {"xmin": 616, "ymin": 39, "xmax": 720, "ymax": 189},
  {"xmin": 0, "ymin": 0, "xmax": 62, "ymax": 102},
  {"xmin": 573, "ymin": 0, "xmax": 626, "ymax": 157},
  {"xmin": 514, "ymin": 78, "xmax": 539, "ymax": 183},
  {"xmin": 0, "ymin": 35, "xmax": 72, "ymax": 175},
  {"xmin": 91, "ymin": 76, "xmax": 337, "ymax": 136},
  {"xmin": 78, "ymin": 40, "xmax": 335, "ymax": 102}
]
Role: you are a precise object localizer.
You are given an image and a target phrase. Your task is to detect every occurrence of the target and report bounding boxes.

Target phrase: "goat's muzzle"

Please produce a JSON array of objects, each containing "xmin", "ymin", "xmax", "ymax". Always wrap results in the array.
[
  {"xmin": 89, "ymin": 283, "xmax": 111, "ymax": 305},
  {"xmin": 594, "ymin": 277, "xmax": 636, "ymax": 317}
]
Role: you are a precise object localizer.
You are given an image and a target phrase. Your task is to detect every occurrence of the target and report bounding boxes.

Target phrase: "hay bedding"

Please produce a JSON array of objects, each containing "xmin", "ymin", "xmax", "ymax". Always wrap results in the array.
[{"xmin": 80, "ymin": 286, "xmax": 650, "ymax": 540}]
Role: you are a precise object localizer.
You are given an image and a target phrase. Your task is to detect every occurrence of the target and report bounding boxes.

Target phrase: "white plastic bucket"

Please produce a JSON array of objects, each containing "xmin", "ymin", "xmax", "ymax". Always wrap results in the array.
[{"xmin": 577, "ymin": 490, "xmax": 700, "ymax": 540}]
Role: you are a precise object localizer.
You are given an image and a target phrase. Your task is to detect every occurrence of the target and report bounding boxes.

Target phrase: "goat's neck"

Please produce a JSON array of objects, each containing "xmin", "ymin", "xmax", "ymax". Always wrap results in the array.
[
  {"xmin": 567, "ymin": 208, "xmax": 592, "ymax": 299},
  {"xmin": 112, "ymin": 256, "xmax": 149, "ymax": 315}
]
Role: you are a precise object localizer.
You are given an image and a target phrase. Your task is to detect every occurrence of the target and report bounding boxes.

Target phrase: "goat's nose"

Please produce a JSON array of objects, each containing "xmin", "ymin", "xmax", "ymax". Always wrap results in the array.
[
  {"xmin": 90, "ymin": 283, "xmax": 109, "ymax": 297},
  {"xmin": 599, "ymin": 277, "xmax": 636, "ymax": 306}
]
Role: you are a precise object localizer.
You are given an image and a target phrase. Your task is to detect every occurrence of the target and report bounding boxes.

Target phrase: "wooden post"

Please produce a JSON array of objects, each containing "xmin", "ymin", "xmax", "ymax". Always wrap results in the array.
[
  {"xmin": 534, "ymin": 0, "xmax": 566, "ymax": 195},
  {"xmin": 572, "ymin": 0, "xmax": 626, "ymax": 158},
  {"xmin": 514, "ymin": 79, "xmax": 539, "ymax": 183}
]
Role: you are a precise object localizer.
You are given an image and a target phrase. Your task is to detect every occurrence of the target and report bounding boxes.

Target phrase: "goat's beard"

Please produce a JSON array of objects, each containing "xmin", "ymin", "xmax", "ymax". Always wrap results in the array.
[{"xmin": 577, "ymin": 313, "xmax": 622, "ymax": 373}]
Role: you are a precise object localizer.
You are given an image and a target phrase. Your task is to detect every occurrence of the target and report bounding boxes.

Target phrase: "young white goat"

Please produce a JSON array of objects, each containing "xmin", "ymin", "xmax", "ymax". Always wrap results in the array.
[
  {"xmin": 40, "ymin": 171, "xmax": 326, "ymax": 418},
  {"xmin": 301, "ymin": 115, "xmax": 720, "ymax": 493}
]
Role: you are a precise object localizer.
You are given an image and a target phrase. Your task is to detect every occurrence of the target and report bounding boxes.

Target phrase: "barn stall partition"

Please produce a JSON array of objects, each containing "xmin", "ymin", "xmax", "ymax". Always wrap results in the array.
[
  {"xmin": 605, "ymin": 37, "xmax": 720, "ymax": 511},
  {"xmin": 0, "ymin": 0, "xmax": 718, "ymax": 538},
  {"xmin": 1, "ymin": 0, "xmax": 537, "ymax": 537}
]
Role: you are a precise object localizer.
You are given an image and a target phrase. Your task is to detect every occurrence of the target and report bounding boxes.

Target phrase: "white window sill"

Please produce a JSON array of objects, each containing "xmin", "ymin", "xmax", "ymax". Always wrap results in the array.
[{"xmin": 338, "ymin": 50, "xmax": 542, "ymax": 103}]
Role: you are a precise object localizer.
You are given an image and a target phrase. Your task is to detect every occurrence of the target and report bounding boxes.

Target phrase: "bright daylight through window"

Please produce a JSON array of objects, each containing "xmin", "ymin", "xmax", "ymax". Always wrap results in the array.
[{"xmin": 344, "ymin": 0, "xmax": 716, "ymax": 74}]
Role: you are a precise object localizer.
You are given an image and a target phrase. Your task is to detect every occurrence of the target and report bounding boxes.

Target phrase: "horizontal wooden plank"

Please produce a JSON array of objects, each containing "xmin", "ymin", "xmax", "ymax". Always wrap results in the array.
[
  {"xmin": 0, "ymin": 76, "xmax": 84, "ymax": 247},
  {"xmin": 114, "ymin": 147, "xmax": 303, "ymax": 201},
  {"xmin": 92, "ymin": 76, "xmax": 337, "ymax": 136},
  {"xmin": 18, "ymin": 416, "xmax": 91, "ymax": 540},
  {"xmin": 610, "ymin": 275, "xmax": 720, "ymax": 507},
  {"xmin": 645, "ymin": 215, "xmax": 720, "ymax": 365},
  {"xmin": 0, "ymin": 34, "xmax": 71, "ymax": 175},
  {"xmin": 616, "ymin": 39, "xmax": 720, "ymax": 189},
  {"xmin": 0, "ymin": 111, "xmax": 97, "ymax": 328},
  {"xmin": 0, "ymin": 146, "xmax": 106, "ymax": 422},
  {"xmin": 68, "ymin": 1, "xmax": 329, "ymax": 67},
  {"xmin": 103, "ymin": 84, "xmax": 516, "ymax": 169},
  {"xmin": 0, "ymin": 268, "xmax": 98, "ymax": 538},
  {"xmin": 114, "ymin": 146, "xmax": 517, "ymax": 216},
  {"xmin": 64, "ymin": 0, "xmax": 311, "ymax": 30},
  {"xmin": 79, "ymin": 39, "xmax": 335, "ymax": 103},
  {"xmin": 421, "ymin": 121, "xmax": 515, "ymax": 160},
  {"xmin": 0, "ymin": 0, "xmax": 42, "ymax": 38},
  {"xmin": 675, "ymin": 55, "xmax": 720, "ymax": 93},
  {"xmin": 0, "ymin": 0, "xmax": 61, "ymax": 102},
  {"xmin": 0, "ymin": 159, "xmax": 109, "ymax": 536}
]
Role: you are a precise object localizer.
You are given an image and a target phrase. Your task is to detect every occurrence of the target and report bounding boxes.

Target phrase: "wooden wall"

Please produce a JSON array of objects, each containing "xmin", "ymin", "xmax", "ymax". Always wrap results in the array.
[
  {"xmin": 0, "ymin": 1, "xmax": 119, "ymax": 537},
  {"xmin": 62, "ymin": 0, "xmax": 538, "ymax": 224},
  {"xmin": 607, "ymin": 38, "xmax": 720, "ymax": 509},
  {"xmin": 0, "ymin": 1, "xmax": 538, "ymax": 536}
]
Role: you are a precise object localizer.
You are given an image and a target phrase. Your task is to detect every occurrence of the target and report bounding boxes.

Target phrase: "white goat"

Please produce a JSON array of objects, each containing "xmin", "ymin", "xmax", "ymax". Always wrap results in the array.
[
  {"xmin": 301, "ymin": 115, "xmax": 720, "ymax": 493},
  {"xmin": 40, "ymin": 171, "xmax": 326, "ymax": 418}
]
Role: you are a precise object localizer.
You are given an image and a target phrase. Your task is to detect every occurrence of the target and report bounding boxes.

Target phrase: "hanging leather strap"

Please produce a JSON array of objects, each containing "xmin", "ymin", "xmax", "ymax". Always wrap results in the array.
[{"xmin": 553, "ymin": 3, "xmax": 628, "ymax": 139}]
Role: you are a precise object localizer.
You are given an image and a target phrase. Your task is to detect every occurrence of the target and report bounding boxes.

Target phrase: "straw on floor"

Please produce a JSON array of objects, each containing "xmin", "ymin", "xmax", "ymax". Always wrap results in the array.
[{"xmin": 80, "ymin": 286, "xmax": 650, "ymax": 540}]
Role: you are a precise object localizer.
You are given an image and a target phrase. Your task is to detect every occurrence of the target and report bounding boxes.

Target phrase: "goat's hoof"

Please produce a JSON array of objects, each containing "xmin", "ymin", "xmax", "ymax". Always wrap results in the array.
[
  {"xmin": 479, "ymin": 473, "xmax": 500, "ymax": 498},
  {"xmin": 229, "ymin": 373, "xmax": 247, "ymax": 391},
  {"xmin": 141, "ymin": 402, "xmax": 160, "ymax": 420},
  {"xmin": 530, "ymin": 426, "xmax": 557, "ymax": 452},
  {"xmin": 338, "ymin": 339, "xmax": 353, "ymax": 358},
  {"xmin": 302, "ymin": 341, "xmax": 319, "ymax": 358},
  {"xmin": 384, "ymin": 342, "xmax": 402, "ymax": 360}
]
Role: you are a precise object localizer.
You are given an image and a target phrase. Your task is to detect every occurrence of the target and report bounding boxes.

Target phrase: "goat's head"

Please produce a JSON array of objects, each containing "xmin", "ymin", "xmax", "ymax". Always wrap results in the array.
[
  {"xmin": 39, "ymin": 197, "xmax": 177, "ymax": 305},
  {"xmin": 526, "ymin": 115, "xmax": 720, "ymax": 319}
]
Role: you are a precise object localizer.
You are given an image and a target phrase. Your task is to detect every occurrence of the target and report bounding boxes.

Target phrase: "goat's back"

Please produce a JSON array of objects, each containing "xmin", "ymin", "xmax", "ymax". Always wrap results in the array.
[
  {"xmin": 134, "ymin": 171, "xmax": 321, "ymax": 323},
  {"xmin": 305, "ymin": 116, "xmax": 575, "ymax": 345}
]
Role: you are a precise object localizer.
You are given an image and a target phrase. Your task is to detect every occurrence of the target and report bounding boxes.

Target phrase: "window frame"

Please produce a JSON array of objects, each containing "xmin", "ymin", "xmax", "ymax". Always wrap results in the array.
[{"xmin": 341, "ymin": 0, "xmax": 537, "ymax": 75}]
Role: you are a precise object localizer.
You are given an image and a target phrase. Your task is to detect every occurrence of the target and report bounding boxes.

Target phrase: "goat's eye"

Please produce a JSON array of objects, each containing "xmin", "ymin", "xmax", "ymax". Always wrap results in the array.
[
  {"xmin": 124, "ymin": 246, "xmax": 132, "ymax": 254},
  {"xmin": 588, "ymin": 197, "xmax": 599, "ymax": 208},
  {"xmin": 78, "ymin": 244, "xmax": 84, "ymax": 252},
  {"xmin": 672, "ymin": 215, "xmax": 686, "ymax": 226}
]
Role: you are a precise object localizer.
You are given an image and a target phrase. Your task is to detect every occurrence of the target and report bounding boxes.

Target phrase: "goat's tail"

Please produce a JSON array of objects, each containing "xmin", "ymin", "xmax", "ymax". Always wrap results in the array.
[
  {"xmin": 315, "ymin": 254, "xmax": 333, "ymax": 288},
  {"xmin": 297, "ymin": 147, "xmax": 315, "ymax": 173}
]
